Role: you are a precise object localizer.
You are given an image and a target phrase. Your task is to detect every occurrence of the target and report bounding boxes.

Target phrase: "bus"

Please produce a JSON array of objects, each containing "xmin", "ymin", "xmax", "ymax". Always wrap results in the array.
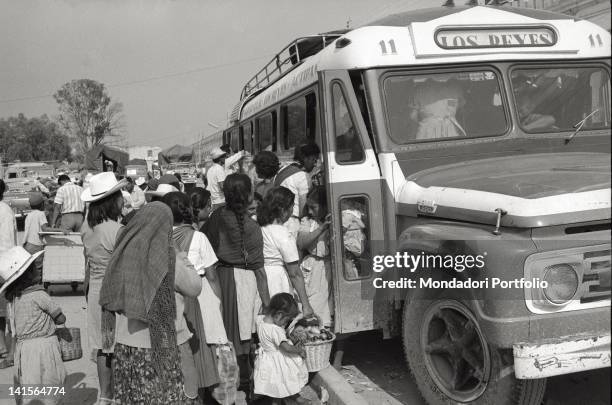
[{"xmin": 223, "ymin": 4, "xmax": 611, "ymax": 404}]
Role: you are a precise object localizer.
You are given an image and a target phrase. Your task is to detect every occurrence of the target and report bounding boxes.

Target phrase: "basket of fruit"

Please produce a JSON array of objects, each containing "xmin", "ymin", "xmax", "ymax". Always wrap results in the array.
[{"xmin": 289, "ymin": 318, "xmax": 335, "ymax": 372}]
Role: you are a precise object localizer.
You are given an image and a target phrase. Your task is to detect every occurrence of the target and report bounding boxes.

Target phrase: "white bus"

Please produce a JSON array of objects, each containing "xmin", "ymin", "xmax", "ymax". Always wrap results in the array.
[{"xmin": 224, "ymin": 4, "xmax": 610, "ymax": 404}]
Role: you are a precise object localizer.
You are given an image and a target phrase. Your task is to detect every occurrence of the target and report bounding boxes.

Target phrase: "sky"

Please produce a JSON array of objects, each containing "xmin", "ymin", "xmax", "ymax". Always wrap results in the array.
[{"xmin": 0, "ymin": 0, "xmax": 432, "ymax": 149}]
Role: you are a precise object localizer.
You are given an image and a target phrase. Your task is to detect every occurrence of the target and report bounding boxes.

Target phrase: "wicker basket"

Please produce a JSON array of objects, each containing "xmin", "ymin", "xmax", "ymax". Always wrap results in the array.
[
  {"xmin": 56, "ymin": 327, "xmax": 83, "ymax": 361},
  {"xmin": 303, "ymin": 332, "xmax": 335, "ymax": 372}
]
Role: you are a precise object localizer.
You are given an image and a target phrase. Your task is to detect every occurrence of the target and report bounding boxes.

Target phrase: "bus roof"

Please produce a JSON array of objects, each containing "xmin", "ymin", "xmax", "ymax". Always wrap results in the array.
[
  {"xmin": 367, "ymin": 5, "xmax": 575, "ymax": 26},
  {"xmin": 236, "ymin": 5, "xmax": 610, "ymax": 122}
]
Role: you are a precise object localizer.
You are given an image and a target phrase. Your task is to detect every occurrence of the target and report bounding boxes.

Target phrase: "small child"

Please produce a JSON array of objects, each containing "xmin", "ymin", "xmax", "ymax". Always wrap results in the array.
[
  {"xmin": 0, "ymin": 247, "xmax": 67, "ymax": 405},
  {"xmin": 248, "ymin": 192, "xmax": 263, "ymax": 221},
  {"xmin": 22, "ymin": 192, "xmax": 68, "ymax": 284},
  {"xmin": 253, "ymin": 293, "xmax": 309, "ymax": 405},
  {"xmin": 297, "ymin": 186, "xmax": 333, "ymax": 327}
]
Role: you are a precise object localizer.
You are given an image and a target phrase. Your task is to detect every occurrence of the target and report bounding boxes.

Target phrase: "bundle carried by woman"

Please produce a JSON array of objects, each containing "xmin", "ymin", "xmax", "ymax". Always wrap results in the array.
[{"xmin": 99, "ymin": 202, "xmax": 178, "ymax": 375}]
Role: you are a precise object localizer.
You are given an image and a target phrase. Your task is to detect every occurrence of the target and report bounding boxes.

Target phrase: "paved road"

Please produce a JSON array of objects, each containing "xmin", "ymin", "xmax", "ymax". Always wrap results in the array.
[{"xmin": 342, "ymin": 330, "xmax": 611, "ymax": 405}]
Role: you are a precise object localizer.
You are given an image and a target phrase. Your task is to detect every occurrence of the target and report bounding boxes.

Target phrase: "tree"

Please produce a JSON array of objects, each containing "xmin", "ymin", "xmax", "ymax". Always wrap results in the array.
[
  {"xmin": 53, "ymin": 79, "xmax": 125, "ymax": 160},
  {"xmin": 0, "ymin": 114, "xmax": 71, "ymax": 163}
]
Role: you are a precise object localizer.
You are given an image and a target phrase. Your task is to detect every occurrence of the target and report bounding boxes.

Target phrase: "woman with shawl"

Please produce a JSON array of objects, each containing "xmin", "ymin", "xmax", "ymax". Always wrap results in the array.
[
  {"xmin": 202, "ymin": 173, "xmax": 270, "ymax": 398},
  {"xmin": 99, "ymin": 202, "xmax": 202, "ymax": 404}
]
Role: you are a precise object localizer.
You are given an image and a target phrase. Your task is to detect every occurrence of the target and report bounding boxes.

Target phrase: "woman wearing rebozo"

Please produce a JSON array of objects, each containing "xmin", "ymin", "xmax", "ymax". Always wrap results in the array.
[
  {"xmin": 80, "ymin": 172, "xmax": 127, "ymax": 405},
  {"xmin": 99, "ymin": 202, "xmax": 201, "ymax": 404},
  {"xmin": 202, "ymin": 173, "xmax": 271, "ymax": 398}
]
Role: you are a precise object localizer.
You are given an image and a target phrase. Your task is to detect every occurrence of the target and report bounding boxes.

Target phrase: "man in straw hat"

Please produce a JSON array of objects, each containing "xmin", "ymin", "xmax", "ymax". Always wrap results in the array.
[
  {"xmin": 207, "ymin": 146, "xmax": 228, "ymax": 211},
  {"xmin": 144, "ymin": 175, "xmax": 180, "ymax": 203}
]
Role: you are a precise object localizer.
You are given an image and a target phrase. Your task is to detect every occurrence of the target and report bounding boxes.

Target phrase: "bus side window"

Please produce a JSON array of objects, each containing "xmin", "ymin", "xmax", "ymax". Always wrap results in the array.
[
  {"xmin": 332, "ymin": 83, "xmax": 365, "ymax": 163},
  {"xmin": 282, "ymin": 93, "xmax": 317, "ymax": 150},
  {"xmin": 230, "ymin": 127, "xmax": 240, "ymax": 152},
  {"xmin": 242, "ymin": 122, "xmax": 253, "ymax": 153},
  {"xmin": 257, "ymin": 112, "xmax": 277, "ymax": 152},
  {"xmin": 340, "ymin": 196, "xmax": 371, "ymax": 280}
]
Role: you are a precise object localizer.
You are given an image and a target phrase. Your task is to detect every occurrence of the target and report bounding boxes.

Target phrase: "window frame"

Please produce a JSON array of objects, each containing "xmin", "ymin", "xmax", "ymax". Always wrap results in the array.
[
  {"xmin": 509, "ymin": 62, "xmax": 612, "ymax": 135},
  {"xmin": 331, "ymin": 81, "xmax": 366, "ymax": 165},
  {"xmin": 338, "ymin": 193, "xmax": 373, "ymax": 281},
  {"xmin": 241, "ymin": 121, "xmax": 254, "ymax": 154},
  {"xmin": 379, "ymin": 65, "xmax": 510, "ymax": 145},
  {"xmin": 281, "ymin": 91, "xmax": 318, "ymax": 151},
  {"xmin": 256, "ymin": 111, "xmax": 277, "ymax": 152}
]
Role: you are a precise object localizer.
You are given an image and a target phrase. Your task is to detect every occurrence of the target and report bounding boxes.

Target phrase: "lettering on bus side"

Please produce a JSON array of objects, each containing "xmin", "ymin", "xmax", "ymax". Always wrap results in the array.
[{"xmin": 435, "ymin": 27, "xmax": 556, "ymax": 49}]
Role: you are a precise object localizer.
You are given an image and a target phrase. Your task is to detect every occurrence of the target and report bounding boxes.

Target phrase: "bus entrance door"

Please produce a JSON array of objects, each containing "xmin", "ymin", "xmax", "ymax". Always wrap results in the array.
[{"xmin": 320, "ymin": 70, "xmax": 385, "ymax": 335}]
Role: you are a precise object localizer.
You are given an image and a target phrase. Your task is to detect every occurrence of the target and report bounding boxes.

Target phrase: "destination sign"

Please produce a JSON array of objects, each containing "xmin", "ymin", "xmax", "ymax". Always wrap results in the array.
[{"xmin": 435, "ymin": 27, "xmax": 557, "ymax": 49}]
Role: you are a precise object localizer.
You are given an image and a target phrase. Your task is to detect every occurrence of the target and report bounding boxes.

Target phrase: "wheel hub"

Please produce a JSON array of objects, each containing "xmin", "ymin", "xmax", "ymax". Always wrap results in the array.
[{"xmin": 420, "ymin": 300, "xmax": 491, "ymax": 402}]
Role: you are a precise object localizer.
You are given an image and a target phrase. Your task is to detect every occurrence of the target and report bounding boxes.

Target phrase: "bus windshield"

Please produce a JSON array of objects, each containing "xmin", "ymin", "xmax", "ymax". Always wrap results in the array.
[
  {"xmin": 383, "ymin": 69, "xmax": 508, "ymax": 143},
  {"xmin": 511, "ymin": 66, "xmax": 611, "ymax": 133}
]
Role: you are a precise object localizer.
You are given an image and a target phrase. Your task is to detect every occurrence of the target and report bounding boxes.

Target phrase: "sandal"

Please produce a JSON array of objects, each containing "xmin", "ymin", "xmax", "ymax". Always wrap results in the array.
[{"xmin": 96, "ymin": 398, "xmax": 115, "ymax": 405}]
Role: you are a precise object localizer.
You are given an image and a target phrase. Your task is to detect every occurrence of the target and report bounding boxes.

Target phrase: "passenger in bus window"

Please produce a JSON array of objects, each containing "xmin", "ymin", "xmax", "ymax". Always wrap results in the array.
[
  {"xmin": 516, "ymin": 90, "xmax": 556, "ymax": 132},
  {"xmin": 414, "ymin": 80, "xmax": 467, "ymax": 140}
]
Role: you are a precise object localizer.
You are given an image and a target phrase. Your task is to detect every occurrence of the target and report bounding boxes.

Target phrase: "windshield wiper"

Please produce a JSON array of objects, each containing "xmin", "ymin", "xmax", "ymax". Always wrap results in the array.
[{"xmin": 565, "ymin": 109, "xmax": 599, "ymax": 145}]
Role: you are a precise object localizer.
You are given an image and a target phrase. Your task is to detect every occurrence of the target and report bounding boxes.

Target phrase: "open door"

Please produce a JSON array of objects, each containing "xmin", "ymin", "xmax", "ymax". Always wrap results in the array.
[{"xmin": 319, "ymin": 70, "xmax": 385, "ymax": 334}]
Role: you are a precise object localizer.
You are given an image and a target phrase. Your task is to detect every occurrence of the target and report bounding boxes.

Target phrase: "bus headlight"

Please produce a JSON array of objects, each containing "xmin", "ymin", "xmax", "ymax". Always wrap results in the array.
[{"xmin": 542, "ymin": 264, "xmax": 579, "ymax": 305}]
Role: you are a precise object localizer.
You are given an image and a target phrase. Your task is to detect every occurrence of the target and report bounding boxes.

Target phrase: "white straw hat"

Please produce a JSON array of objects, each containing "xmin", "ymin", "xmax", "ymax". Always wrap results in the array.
[
  {"xmin": 145, "ymin": 183, "xmax": 178, "ymax": 198},
  {"xmin": 0, "ymin": 247, "xmax": 45, "ymax": 295},
  {"xmin": 210, "ymin": 147, "xmax": 227, "ymax": 160},
  {"xmin": 81, "ymin": 172, "xmax": 128, "ymax": 203}
]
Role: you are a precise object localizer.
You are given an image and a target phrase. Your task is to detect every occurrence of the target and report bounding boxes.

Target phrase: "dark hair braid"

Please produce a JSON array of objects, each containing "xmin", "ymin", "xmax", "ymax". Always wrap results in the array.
[{"xmin": 223, "ymin": 174, "xmax": 253, "ymax": 268}]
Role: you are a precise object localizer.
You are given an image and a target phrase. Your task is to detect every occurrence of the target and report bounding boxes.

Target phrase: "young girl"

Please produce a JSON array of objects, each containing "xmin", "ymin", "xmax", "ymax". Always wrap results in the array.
[
  {"xmin": 297, "ymin": 186, "xmax": 333, "ymax": 327},
  {"xmin": 254, "ymin": 293, "xmax": 308, "ymax": 405},
  {"xmin": 257, "ymin": 187, "xmax": 315, "ymax": 318},
  {"xmin": 1, "ymin": 246, "xmax": 66, "ymax": 405}
]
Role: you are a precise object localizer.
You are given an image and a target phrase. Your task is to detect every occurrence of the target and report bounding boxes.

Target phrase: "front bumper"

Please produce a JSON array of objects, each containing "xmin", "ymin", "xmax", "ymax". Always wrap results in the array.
[{"xmin": 513, "ymin": 334, "xmax": 611, "ymax": 379}]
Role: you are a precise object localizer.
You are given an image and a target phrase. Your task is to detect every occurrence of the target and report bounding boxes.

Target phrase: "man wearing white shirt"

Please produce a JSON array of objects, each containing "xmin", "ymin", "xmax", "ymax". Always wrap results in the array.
[{"xmin": 206, "ymin": 147, "xmax": 228, "ymax": 210}]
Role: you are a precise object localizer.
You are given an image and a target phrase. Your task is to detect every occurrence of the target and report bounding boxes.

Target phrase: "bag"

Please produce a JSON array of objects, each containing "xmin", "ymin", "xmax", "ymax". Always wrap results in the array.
[
  {"xmin": 56, "ymin": 326, "xmax": 83, "ymax": 361},
  {"xmin": 212, "ymin": 343, "xmax": 239, "ymax": 405},
  {"xmin": 273, "ymin": 163, "xmax": 302, "ymax": 188}
]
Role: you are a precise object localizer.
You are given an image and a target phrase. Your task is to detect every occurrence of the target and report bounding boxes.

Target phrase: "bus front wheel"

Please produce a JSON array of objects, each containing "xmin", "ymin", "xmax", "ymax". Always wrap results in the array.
[{"xmin": 402, "ymin": 296, "xmax": 546, "ymax": 405}]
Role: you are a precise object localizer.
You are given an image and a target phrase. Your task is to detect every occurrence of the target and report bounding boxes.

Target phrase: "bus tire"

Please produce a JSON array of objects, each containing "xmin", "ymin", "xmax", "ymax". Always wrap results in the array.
[{"xmin": 402, "ymin": 295, "xmax": 546, "ymax": 405}]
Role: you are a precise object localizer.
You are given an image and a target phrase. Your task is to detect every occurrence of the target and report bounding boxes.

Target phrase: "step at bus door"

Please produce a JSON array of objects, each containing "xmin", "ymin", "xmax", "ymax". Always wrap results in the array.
[{"xmin": 319, "ymin": 70, "xmax": 385, "ymax": 334}]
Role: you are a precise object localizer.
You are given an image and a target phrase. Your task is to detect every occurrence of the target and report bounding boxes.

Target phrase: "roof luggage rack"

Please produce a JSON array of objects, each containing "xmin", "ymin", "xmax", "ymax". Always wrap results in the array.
[{"xmin": 240, "ymin": 31, "xmax": 346, "ymax": 100}]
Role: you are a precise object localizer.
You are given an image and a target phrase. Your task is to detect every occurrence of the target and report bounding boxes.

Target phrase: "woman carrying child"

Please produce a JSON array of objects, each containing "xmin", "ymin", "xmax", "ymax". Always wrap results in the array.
[
  {"xmin": 297, "ymin": 186, "xmax": 333, "ymax": 328},
  {"xmin": 1, "ymin": 246, "xmax": 66, "ymax": 405},
  {"xmin": 253, "ymin": 292, "xmax": 308, "ymax": 405},
  {"xmin": 257, "ymin": 186, "xmax": 316, "ymax": 319}
]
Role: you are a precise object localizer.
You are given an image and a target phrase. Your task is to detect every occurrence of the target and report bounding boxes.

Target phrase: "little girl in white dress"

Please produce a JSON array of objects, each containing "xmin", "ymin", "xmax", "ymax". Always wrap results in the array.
[{"xmin": 254, "ymin": 293, "xmax": 309, "ymax": 404}]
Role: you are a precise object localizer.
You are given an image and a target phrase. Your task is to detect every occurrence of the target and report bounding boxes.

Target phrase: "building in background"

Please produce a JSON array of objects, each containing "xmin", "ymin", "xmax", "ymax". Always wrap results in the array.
[
  {"xmin": 513, "ymin": 0, "xmax": 610, "ymax": 31},
  {"xmin": 127, "ymin": 145, "xmax": 162, "ymax": 174},
  {"xmin": 190, "ymin": 130, "xmax": 223, "ymax": 166}
]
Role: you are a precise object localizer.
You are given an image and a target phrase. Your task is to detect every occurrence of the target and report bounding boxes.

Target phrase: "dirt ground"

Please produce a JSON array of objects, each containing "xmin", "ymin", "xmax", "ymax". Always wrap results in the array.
[{"xmin": 342, "ymin": 330, "xmax": 611, "ymax": 405}]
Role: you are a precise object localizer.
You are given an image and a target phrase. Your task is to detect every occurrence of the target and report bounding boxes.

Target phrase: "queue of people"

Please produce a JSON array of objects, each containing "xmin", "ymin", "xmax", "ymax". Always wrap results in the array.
[{"xmin": 0, "ymin": 142, "xmax": 332, "ymax": 405}]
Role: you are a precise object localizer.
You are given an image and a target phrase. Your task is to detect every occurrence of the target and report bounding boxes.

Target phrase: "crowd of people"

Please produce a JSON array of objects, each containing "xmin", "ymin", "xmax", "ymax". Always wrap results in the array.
[{"xmin": 0, "ymin": 142, "xmax": 335, "ymax": 405}]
